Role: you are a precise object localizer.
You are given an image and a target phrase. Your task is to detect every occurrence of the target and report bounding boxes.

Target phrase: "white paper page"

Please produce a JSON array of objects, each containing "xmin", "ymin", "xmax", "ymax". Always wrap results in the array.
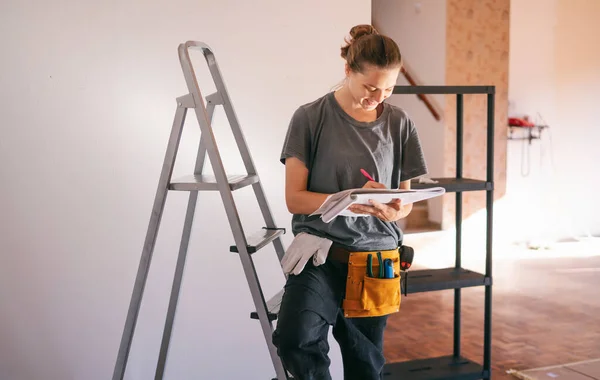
[
  {"xmin": 310, "ymin": 189, "xmax": 354, "ymax": 216},
  {"xmin": 335, "ymin": 189, "xmax": 445, "ymax": 217},
  {"xmin": 311, "ymin": 187, "xmax": 445, "ymax": 219},
  {"xmin": 337, "ymin": 194, "xmax": 403, "ymax": 217},
  {"xmin": 317, "ymin": 187, "xmax": 446, "ymax": 222},
  {"xmin": 352, "ymin": 188, "xmax": 444, "ymax": 205}
]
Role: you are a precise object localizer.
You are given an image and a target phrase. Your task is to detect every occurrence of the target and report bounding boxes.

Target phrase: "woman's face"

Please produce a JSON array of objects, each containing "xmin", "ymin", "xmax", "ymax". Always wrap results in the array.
[{"xmin": 346, "ymin": 64, "xmax": 400, "ymax": 111}]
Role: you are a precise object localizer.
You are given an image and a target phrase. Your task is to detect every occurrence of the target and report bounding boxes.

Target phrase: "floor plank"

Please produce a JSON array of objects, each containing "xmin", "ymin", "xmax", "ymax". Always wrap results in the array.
[{"xmin": 384, "ymin": 254, "xmax": 600, "ymax": 379}]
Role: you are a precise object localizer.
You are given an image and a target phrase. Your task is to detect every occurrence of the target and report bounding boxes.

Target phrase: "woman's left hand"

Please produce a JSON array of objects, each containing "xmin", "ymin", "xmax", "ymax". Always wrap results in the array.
[{"xmin": 348, "ymin": 198, "xmax": 404, "ymax": 222}]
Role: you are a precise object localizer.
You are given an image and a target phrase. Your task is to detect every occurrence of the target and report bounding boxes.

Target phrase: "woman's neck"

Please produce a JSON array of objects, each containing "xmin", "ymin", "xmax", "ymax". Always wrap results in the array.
[
  {"xmin": 334, "ymin": 86, "xmax": 383, "ymax": 122},
  {"xmin": 334, "ymin": 86, "xmax": 379, "ymax": 122}
]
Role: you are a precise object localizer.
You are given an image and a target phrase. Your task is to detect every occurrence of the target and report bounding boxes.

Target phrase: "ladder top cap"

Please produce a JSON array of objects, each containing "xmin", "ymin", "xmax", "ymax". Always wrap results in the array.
[{"xmin": 181, "ymin": 41, "xmax": 213, "ymax": 52}]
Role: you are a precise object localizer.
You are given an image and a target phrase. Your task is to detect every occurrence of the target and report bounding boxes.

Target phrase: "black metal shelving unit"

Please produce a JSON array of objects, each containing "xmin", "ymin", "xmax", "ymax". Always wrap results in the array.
[
  {"xmin": 254, "ymin": 85, "xmax": 495, "ymax": 380},
  {"xmin": 381, "ymin": 85, "xmax": 495, "ymax": 380}
]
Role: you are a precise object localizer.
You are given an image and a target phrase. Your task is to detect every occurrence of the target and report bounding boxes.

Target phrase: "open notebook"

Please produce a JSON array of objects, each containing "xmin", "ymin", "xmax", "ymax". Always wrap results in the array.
[{"xmin": 310, "ymin": 187, "xmax": 446, "ymax": 223}]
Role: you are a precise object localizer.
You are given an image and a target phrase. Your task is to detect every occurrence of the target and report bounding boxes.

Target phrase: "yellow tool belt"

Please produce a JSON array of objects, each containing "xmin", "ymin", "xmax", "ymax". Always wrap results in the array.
[{"xmin": 336, "ymin": 248, "xmax": 401, "ymax": 318}]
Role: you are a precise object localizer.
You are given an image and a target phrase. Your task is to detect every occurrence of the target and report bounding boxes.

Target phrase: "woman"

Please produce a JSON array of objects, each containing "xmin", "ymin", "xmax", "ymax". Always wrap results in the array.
[{"xmin": 272, "ymin": 24, "xmax": 428, "ymax": 380}]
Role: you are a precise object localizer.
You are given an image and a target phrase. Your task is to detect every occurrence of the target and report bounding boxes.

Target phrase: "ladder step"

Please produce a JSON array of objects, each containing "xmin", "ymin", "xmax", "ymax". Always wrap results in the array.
[
  {"xmin": 169, "ymin": 174, "xmax": 259, "ymax": 191},
  {"xmin": 250, "ymin": 288, "xmax": 284, "ymax": 321},
  {"xmin": 230, "ymin": 227, "xmax": 285, "ymax": 254}
]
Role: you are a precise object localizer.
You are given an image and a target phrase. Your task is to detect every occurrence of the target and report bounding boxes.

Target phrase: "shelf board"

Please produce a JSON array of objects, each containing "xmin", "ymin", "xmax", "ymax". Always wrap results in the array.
[
  {"xmin": 393, "ymin": 85, "xmax": 495, "ymax": 95},
  {"xmin": 403, "ymin": 267, "xmax": 491, "ymax": 294},
  {"xmin": 251, "ymin": 268, "xmax": 491, "ymax": 322},
  {"xmin": 383, "ymin": 355, "xmax": 487, "ymax": 380},
  {"xmin": 411, "ymin": 177, "xmax": 492, "ymax": 192}
]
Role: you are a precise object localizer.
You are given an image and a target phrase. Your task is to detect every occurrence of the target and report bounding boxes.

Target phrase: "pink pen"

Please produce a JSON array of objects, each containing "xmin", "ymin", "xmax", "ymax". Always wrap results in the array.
[{"xmin": 360, "ymin": 168, "xmax": 375, "ymax": 182}]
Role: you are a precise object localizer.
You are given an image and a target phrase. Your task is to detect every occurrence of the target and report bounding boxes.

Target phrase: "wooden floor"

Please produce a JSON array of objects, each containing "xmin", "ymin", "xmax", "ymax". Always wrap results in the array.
[{"xmin": 383, "ymin": 253, "xmax": 600, "ymax": 379}]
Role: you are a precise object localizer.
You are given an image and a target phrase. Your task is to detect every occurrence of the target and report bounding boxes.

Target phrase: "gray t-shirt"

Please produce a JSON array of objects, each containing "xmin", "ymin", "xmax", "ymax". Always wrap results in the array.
[{"xmin": 280, "ymin": 91, "xmax": 428, "ymax": 251}]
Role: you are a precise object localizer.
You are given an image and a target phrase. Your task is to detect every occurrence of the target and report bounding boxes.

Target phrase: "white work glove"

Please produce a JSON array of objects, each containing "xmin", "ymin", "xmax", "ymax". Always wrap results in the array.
[{"xmin": 281, "ymin": 232, "xmax": 333, "ymax": 276}]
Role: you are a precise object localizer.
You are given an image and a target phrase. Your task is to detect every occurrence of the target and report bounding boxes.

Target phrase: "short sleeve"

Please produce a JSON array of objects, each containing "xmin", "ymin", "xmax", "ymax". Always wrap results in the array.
[
  {"xmin": 280, "ymin": 107, "xmax": 311, "ymax": 166},
  {"xmin": 400, "ymin": 119, "xmax": 428, "ymax": 181}
]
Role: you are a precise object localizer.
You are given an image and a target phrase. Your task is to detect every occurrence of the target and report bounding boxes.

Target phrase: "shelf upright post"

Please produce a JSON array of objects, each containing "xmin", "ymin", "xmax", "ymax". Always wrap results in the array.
[
  {"xmin": 454, "ymin": 93, "xmax": 464, "ymax": 359},
  {"xmin": 483, "ymin": 90, "xmax": 495, "ymax": 379}
]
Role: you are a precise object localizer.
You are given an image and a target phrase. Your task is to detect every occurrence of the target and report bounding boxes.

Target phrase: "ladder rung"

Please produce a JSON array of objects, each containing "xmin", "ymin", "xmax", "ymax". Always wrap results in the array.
[
  {"xmin": 230, "ymin": 228, "xmax": 285, "ymax": 254},
  {"xmin": 250, "ymin": 288, "xmax": 284, "ymax": 321},
  {"xmin": 169, "ymin": 174, "xmax": 259, "ymax": 191}
]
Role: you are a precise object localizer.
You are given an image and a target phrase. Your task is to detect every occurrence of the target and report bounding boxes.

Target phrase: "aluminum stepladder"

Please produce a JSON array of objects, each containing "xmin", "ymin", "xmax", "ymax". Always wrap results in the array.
[{"xmin": 111, "ymin": 41, "xmax": 290, "ymax": 380}]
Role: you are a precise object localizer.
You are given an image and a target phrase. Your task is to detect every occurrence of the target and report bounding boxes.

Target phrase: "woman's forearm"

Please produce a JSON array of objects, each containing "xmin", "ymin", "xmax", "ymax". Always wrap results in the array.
[{"xmin": 286, "ymin": 190, "xmax": 330, "ymax": 215}]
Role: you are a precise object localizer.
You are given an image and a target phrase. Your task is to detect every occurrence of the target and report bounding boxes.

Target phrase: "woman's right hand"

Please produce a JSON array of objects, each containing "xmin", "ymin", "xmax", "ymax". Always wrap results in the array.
[
  {"xmin": 362, "ymin": 180, "xmax": 386, "ymax": 189},
  {"xmin": 350, "ymin": 181, "xmax": 404, "ymax": 221}
]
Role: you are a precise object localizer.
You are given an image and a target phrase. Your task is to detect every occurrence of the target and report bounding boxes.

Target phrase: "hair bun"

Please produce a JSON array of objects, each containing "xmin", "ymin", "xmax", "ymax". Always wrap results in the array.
[
  {"xmin": 339, "ymin": 24, "xmax": 402, "ymax": 71},
  {"xmin": 341, "ymin": 24, "xmax": 379, "ymax": 59},
  {"xmin": 349, "ymin": 24, "xmax": 378, "ymax": 41}
]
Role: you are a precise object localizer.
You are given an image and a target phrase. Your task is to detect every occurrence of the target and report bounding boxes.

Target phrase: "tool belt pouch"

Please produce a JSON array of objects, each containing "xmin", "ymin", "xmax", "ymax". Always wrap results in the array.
[{"xmin": 342, "ymin": 249, "xmax": 401, "ymax": 318}]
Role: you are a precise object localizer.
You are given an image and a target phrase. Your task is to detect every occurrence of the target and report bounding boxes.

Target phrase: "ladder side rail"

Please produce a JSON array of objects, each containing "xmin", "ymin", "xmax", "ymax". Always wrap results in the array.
[
  {"xmin": 177, "ymin": 43, "xmax": 249, "ymax": 252},
  {"xmin": 112, "ymin": 105, "xmax": 188, "ymax": 380},
  {"xmin": 154, "ymin": 100, "xmax": 216, "ymax": 379},
  {"xmin": 198, "ymin": 42, "xmax": 286, "ymax": 263}
]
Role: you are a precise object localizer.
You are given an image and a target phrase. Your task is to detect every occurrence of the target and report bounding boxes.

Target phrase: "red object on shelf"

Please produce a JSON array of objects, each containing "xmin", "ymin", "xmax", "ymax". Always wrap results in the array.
[{"xmin": 508, "ymin": 117, "xmax": 535, "ymax": 127}]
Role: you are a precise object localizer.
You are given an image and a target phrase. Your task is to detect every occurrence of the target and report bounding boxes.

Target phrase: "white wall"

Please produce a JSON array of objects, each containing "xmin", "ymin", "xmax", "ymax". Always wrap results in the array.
[
  {"xmin": 372, "ymin": 0, "xmax": 446, "ymax": 224},
  {"xmin": 506, "ymin": 0, "xmax": 600, "ymax": 242},
  {"xmin": 0, "ymin": 1, "xmax": 370, "ymax": 379}
]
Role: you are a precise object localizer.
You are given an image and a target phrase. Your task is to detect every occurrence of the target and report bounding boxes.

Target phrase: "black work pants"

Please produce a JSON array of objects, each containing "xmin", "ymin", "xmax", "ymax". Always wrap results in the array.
[{"xmin": 272, "ymin": 259, "xmax": 388, "ymax": 380}]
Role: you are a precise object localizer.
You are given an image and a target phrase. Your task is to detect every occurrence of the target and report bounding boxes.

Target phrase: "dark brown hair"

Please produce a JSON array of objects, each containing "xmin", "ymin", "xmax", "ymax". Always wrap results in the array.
[{"xmin": 340, "ymin": 24, "xmax": 402, "ymax": 73}]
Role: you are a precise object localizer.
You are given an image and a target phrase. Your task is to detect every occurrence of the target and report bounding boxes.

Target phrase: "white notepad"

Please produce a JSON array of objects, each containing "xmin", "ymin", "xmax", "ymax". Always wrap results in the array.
[{"xmin": 310, "ymin": 187, "xmax": 446, "ymax": 223}]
